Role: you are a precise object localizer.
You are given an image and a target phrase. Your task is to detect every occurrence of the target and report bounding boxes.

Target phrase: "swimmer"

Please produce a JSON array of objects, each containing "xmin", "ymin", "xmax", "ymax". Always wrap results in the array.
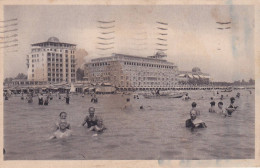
[
  {"xmin": 186, "ymin": 110, "xmax": 207, "ymax": 129},
  {"xmin": 226, "ymin": 97, "xmax": 238, "ymax": 116},
  {"xmin": 122, "ymin": 98, "xmax": 132, "ymax": 111},
  {"xmin": 190, "ymin": 102, "xmax": 200, "ymax": 116},
  {"xmin": 55, "ymin": 112, "xmax": 71, "ymax": 130},
  {"xmin": 183, "ymin": 93, "xmax": 190, "ymax": 100},
  {"xmin": 220, "ymin": 95, "xmax": 224, "ymax": 100},
  {"xmin": 65, "ymin": 93, "xmax": 70, "ymax": 104},
  {"xmin": 82, "ymin": 107, "xmax": 99, "ymax": 128},
  {"xmin": 38, "ymin": 93, "xmax": 43, "ymax": 105},
  {"xmin": 89, "ymin": 118, "xmax": 106, "ymax": 132},
  {"xmin": 236, "ymin": 92, "xmax": 240, "ymax": 98},
  {"xmin": 217, "ymin": 102, "xmax": 227, "ymax": 117},
  {"xmin": 49, "ymin": 121, "xmax": 72, "ymax": 139},
  {"xmin": 209, "ymin": 101, "xmax": 216, "ymax": 113}
]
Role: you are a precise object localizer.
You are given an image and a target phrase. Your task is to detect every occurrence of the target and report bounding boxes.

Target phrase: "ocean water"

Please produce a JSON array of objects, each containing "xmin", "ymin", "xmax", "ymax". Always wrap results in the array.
[{"xmin": 4, "ymin": 90, "xmax": 254, "ymax": 160}]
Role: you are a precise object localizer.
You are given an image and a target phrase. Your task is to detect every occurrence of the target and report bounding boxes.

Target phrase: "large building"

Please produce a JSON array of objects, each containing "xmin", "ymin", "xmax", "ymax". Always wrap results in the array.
[
  {"xmin": 84, "ymin": 52, "xmax": 179, "ymax": 90},
  {"xmin": 26, "ymin": 37, "xmax": 76, "ymax": 83},
  {"xmin": 178, "ymin": 67, "xmax": 210, "ymax": 84}
]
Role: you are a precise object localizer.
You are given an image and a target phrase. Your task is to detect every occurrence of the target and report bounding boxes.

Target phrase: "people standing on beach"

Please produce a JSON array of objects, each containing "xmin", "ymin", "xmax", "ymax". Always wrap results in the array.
[
  {"xmin": 226, "ymin": 97, "xmax": 238, "ymax": 116},
  {"xmin": 209, "ymin": 101, "xmax": 216, "ymax": 113},
  {"xmin": 236, "ymin": 92, "xmax": 240, "ymax": 98},
  {"xmin": 81, "ymin": 107, "xmax": 99, "ymax": 128},
  {"xmin": 190, "ymin": 102, "xmax": 200, "ymax": 116},
  {"xmin": 186, "ymin": 109, "xmax": 207, "ymax": 129}
]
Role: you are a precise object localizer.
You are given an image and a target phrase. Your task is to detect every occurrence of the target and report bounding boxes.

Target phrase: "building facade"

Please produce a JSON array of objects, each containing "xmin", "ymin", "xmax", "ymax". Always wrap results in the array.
[
  {"xmin": 27, "ymin": 37, "xmax": 76, "ymax": 84},
  {"xmin": 178, "ymin": 67, "xmax": 210, "ymax": 84},
  {"xmin": 84, "ymin": 53, "xmax": 179, "ymax": 90}
]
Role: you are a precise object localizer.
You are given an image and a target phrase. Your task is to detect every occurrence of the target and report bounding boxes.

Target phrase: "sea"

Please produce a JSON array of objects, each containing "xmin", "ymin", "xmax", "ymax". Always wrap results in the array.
[{"xmin": 4, "ymin": 90, "xmax": 255, "ymax": 160}]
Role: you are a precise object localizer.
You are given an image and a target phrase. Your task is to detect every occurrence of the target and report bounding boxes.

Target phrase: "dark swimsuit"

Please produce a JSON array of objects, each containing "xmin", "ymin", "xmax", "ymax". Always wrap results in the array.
[
  {"xmin": 185, "ymin": 119, "xmax": 207, "ymax": 128},
  {"xmin": 84, "ymin": 116, "xmax": 98, "ymax": 128}
]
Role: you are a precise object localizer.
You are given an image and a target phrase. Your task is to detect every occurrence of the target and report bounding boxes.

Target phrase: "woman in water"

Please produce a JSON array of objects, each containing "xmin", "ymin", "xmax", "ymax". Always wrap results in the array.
[
  {"xmin": 49, "ymin": 121, "xmax": 72, "ymax": 139},
  {"xmin": 55, "ymin": 112, "xmax": 71, "ymax": 130}
]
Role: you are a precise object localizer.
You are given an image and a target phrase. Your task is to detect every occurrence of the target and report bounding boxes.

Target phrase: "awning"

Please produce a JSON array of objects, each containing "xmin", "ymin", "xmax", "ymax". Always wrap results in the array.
[
  {"xmin": 188, "ymin": 74, "xmax": 193, "ymax": 78},
  {"xmin": 178, "ymin": 74, "xmax": 186, "ymax": 77},
  {"xmin": 193, "ymin": 75, "xmax": 199, "ymax": 79}
]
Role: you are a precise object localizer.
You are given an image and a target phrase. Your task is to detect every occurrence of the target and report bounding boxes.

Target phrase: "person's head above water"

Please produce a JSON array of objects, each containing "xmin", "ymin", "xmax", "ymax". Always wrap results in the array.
[
  {"xmin": 218, "ymin": 101, "xmax": 223, "ymax": 108},
  {"xmin": 230, "ymin": 97, "xmax": 235, "ymax": 103},
  {"xmin": 190, "ymin": 110, "xmax": 197, "ymax": 120},
  {"xmin": 210, "ymin": 101, "xmax": 215, "ymax": 106},
  {"xmin": 89, "ymin": 107, "xmax": 95, "ymax": 116},
  {"xmin": 191, "ymin": 102, "xmax": 197, "ymax": 108},
  {"xmin": 126, "ymin": 98, "xmax": 130, "ymax": 102},
  {"xmin": 59, "ymin": 112, "xmax": 67, "ymax": 119},
  {"xmin": 59, "ymin": 121, "xmax": 68, "ymax": 132}
]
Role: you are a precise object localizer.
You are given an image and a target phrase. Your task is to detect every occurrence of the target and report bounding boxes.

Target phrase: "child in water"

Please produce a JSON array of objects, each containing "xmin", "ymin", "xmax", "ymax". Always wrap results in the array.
[
  {"xmin": 217, "ymin": 101, "xmax": 227, "ymax": 117},
  {"xmin": 49, "ymin": 121, "xmax": 72, "ymax": 139},
  {"xmin": 209, "ymin": 101, "xmax": 216, "ymax": 113},
  {"xmin": 89, "ymin": 118, "xmax": 106, "ymax": 132},
  {"xmin": 55, "ymin": 112, "xmax": 71, "ymax": 130}
]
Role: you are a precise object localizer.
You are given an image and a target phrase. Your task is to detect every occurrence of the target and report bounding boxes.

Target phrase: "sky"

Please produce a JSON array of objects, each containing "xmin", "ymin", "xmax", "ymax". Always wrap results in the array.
[{"xmin": 3, "ymin": 5, "xmax": 255, "ymax": 82}]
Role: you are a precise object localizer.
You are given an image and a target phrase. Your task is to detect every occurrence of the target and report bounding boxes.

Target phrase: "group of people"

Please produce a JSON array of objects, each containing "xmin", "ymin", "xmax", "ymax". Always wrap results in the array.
[
  {"xmin": 49, "ymin": 107, "xmax": 105, "ymax": 139},
  {"xmin": 186, "ymin": 96, "xmax": 239, "ymax": 130}
]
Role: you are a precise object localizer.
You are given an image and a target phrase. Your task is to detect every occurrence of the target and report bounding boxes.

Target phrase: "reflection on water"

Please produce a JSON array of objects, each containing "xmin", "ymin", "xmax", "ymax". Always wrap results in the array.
[{"xmin": 4, "ymin": 90, "xmax": 254, "ymax": 160}]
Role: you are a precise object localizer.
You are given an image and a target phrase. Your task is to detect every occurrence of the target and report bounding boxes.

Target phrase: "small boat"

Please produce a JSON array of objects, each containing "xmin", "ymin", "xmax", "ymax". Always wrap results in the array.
[{"xmin": 168, "ymin": 92, "xmax": 187, "ymax": 98}]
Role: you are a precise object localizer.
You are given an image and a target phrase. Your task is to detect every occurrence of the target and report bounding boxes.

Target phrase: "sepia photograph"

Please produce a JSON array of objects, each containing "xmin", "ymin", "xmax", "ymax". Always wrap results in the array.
[{"xmin": 1, "ymin": 1, "xmax": 259, "ymax": 167}]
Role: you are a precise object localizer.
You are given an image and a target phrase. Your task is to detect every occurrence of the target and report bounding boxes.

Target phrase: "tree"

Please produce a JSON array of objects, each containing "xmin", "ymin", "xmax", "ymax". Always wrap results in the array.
[
  {"xmin": 4, "ymin": 77, "xmax": 13, "ymax": 85},
  {"xmin": 249, "ymin": 78, "xmax": 255, "ymax": 85},
  {"xmin": 76, "ymin": 68, "xmax": 84, "ymax": 81},
  {"xmin": 15, "ymin": 73, "xmax": 27, "ymax": 79}
]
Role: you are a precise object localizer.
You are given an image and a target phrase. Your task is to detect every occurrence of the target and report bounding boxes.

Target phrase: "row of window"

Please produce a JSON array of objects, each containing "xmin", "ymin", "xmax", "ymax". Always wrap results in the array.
[{"xmin": 32, "ymin": 48, "xmax": 75, "ymax": 53}]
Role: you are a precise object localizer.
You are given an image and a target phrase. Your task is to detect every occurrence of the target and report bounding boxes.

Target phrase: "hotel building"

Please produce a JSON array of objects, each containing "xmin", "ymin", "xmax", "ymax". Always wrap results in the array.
[
  {"xmin": 27, "ymin": 37, "xmax": 76, "ymax": 84},
  {"xmin": 84, "ymin": 52, "xmax": 179, "ymax": 90}
]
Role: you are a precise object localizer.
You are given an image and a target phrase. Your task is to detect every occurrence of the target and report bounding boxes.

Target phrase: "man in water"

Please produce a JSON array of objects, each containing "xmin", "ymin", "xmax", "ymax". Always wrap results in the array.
[
  {"xmin": 186, "ymin": 110, "xmax": 207, "ymax": 129},
  {"xmin": 82, "ymin": 107, "xmax": 99, "ymax": 128},
  {"xmin": 226, "ymin": 97, "xmax": 238, "ymax": 116}
]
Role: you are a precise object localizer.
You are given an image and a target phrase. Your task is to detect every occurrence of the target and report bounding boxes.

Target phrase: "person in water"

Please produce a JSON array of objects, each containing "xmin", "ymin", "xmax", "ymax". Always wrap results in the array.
[
  {"xmin": 82, "ymin": 107, "xmax": 99, "ymax": 128},
  {"xmin": 27, "ymin": 92, "xmax": 33, "ymax": 103},
  {"xmin": 236, "ymin": 92, "xmax": 240, "ymax": 98},
  {"xmin": 89, "ymin": 118, "xmax": 106, "ymax": 132},
  {"xmin": 220, "ymin": 95, "xmax": 224, "ymax": 100},
  {"xmin": 38, "ymin": 93, "xmax": 43, "ymax": 105},
  {"xmin": 183, "ymin": 93, "xmax": 190, "ymax": 100},
  {"xmin": 122, "ymin": 98, "xmax": 132, "ymax": 111},
  {"xmin": 56, "ymin": 112, "xmax": 71, "ymax": 130},
  {"xmin": 217, "ymin": 101, "xmax": 227, "ymax": 117},
  {"xmin": 226, "ymin": 97, "xmax": 238, "ymax": 116},
  {"xmin": 65, "ymin": 92, "xmax": 70, "ymax": 104},
  {"xmin": 186, "ymin": 110, "xmax": 207, "ymax": 129},
  {"xmin": 190, "ymin": 102, "xmax": 200, "ymax": 116},
  {"xmin": 49, "ymin": 121, "xmax": 72, "ymax": 139},
  {"xmin": 209, "ymin": 101, "xmax": 216, "ymax": 113}
]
